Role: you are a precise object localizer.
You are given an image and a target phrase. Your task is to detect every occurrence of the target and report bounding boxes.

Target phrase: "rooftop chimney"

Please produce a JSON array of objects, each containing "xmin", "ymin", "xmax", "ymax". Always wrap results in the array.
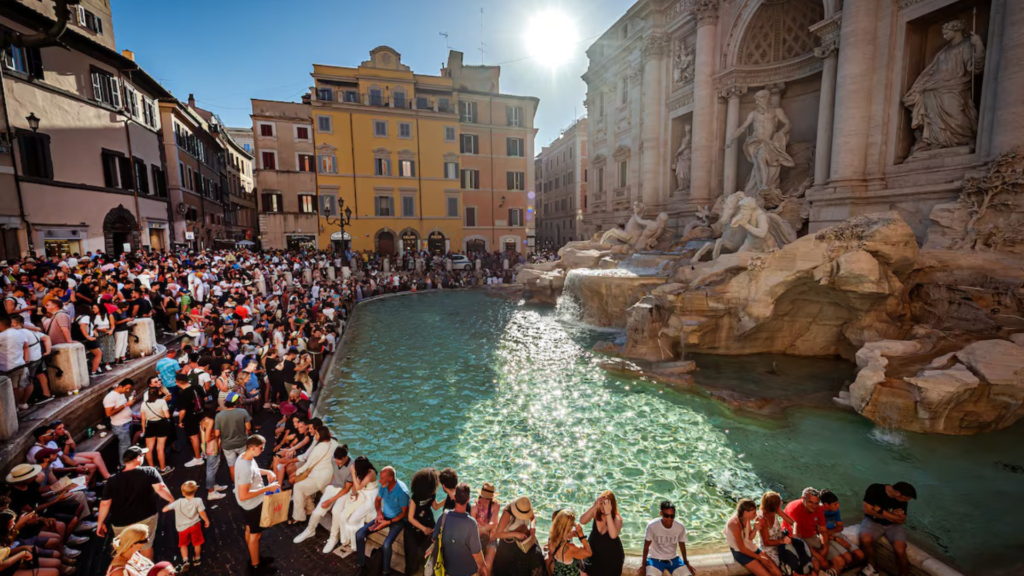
[
  {"xmin": 121, "ymin": 49, "xmax": 135, "ymax": 62},
  {"xmin": 188, "ymin": 94, "xmax": 196, "ymax": 108},
  {"xmin": 301, "ymin": 94, "xmax": 311, "ymax": 105}
]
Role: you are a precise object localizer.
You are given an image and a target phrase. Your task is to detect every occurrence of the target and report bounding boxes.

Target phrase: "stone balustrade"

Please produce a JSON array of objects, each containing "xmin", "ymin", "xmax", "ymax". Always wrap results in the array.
[
  {"xmin": 0, "ymin": 376, "xmax": 17, "ymax": 440},
  {"xmin": 46, "ymin": 342, "xmax": 90, "ymax": 394},
  {"xmin": 128, "ymin": 318, "xmax": 156, "ymax": 358}
]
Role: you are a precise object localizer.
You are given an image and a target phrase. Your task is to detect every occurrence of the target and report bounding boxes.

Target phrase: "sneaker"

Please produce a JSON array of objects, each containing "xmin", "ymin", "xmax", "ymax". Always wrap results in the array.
[
  {"xmin": 62, "ymin": 557, "xmax": 76, "ymax": 566},
  {"xmin": 17, "ymin": 404, "xmax": 29, "ymax": 411},
  {"xmin": 208, "ymin": 491, "xmax": 226, "ymax": 501},
  {"xmin": 192, "ymin": 558, "xmax": 202, "ymax": 567},
  {"xmin": 321, "ymin": 537, "xmax": 338, "ymax": 554},
  {"xmin": 293, "ymin": 529, "xmax": 315, "ymax": 544},
  {"xmin": 860, "ymin": 568, "xmax": 879, "ymax": 576},
  {"xmin": 67, "ymin": 535, "xmax": 89, "ymax": 546},
  {"xmin": 74, "ymin": 521, "xmax": 97, "ymax": 533},
  {"xmin": 95, "ymin": 424, "xmax": 108, "ymax": 430},
  {"xmin": 263, "ymin": 402, "xmax": 273, "ymax": 409},
  {"xmin": 184, "ymin": 458, "xmax": 204, "ymax": 468},
  {"xmin": 159, "ymin": 467, "xmax": 175, "ymax": 476},
  {"xmin": 60, "ymin": 566, "xmax": 76, "ymax": 575},
  {"xmin": 62, "ymin": 547, "xmax": 81, "ymax": 558},
  {"xmin": 214, "ymin": 484, "xmax": 229, "ymax": 492},
  {"xmin": 820, "ymin": 570, "xmax": 837, "ymax": 576},
  {"xmin": 36, "ymin": 396, "xmax": 55, "ymax": 405}
]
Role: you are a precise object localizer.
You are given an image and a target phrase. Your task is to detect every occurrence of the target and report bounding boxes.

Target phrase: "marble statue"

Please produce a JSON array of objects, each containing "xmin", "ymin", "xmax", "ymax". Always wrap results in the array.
[
  {"xmin": 690, "ymin": 192, "xmax": 796, "ymax": 263},
  {"xmin": 634, "ymin": 212, "xmax": 670, "ymax": 252},
  {"xmin": 903, "ymin": 19, "xmax": 986, "ymax": 156},
  {"xmin": 673, "ymin": 39, "xmax": 695, "ymax": 85},
  {"xmin": 726, "ymin": 89, "xmax": 794, "ymax": 200},
  {"xmin": 674, "ymin": 124, "xmax": 692, "ymax": 191},
  {"xmin": 600, "ymin": 201, "xmax": 649, "ymax": 246}
]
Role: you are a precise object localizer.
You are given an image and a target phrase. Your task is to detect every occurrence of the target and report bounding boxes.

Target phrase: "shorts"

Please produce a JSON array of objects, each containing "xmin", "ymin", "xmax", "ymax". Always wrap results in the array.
[
  {"xmin": 243, "ymin": 502, "xmax": 265, "ymax": 534},
  {"xmin": 730, "ymin": 548, "xmax": 762, "ymax": 566},
  {"xmin": 9, "ymin": 366, "xmax": 29, "ymax": 389},
  {"xmin": 25, "ymin": 359, "xmax": 43, "ymax": 381},
  {"xmin": 859, "ymin": 518, "xmax": 907, "ymax": 544},
  {"xmin": 223, "ymin": 447, "xmax": 245, "ymax": 467},
  {"xmin": 828, "ymin": 539, "xmax": 858, "ymax": 557},
  {"xmin": 144, "ymin": 419, "xmax": 173, "ymax": 439},
  {"xmin": 801, "ymin": 536, "xmax": 842, "ymax": 560},
  {"xmin": 83, "ymin": 339, "xmax": 101, "ymax": 351},
  {"xmin": 645, "ymin": 557, "xmax": 685, "ymax": 576},
  {"xmin": 114, "ymin": 513, "xmax": 159, "ymax": 549},
  {"xmin": 180, "ymin": 417, "xmax": 201, "ymax": 436},
  {"xmin": 178, "ymin": 522, "xmax": 205, "ymax": 547}
]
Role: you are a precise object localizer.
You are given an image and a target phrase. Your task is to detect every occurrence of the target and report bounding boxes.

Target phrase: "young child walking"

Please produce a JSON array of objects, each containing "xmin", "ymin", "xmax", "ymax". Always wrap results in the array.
[{"xmin": 162, "ymin": 480, "xmax": 210, "ymax": 570}]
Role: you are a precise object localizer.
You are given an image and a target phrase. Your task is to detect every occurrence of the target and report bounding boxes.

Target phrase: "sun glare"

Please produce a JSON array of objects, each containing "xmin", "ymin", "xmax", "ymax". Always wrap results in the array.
[{"xmin": 525, "ymin": 9, "xmax": 579, "ymax": 68}]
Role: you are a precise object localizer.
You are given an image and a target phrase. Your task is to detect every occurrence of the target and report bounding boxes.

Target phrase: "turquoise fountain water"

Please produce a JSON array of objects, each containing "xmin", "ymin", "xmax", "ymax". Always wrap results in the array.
[{"xmin": 320, "ymin": 291, "xmax": 1024, "ymax": 575}]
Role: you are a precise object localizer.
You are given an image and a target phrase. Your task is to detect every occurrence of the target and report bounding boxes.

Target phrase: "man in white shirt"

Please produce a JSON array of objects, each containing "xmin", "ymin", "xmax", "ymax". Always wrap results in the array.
[
  {"xmin": 11, "ymin": 315, "xmax": 53, "ymax": 404},
  {"xmin": 0, "ymin": 315, "xmax": 32, "ymax": 409},
  {"xmin": 103, "ymin": 379, "xmax": 137, "ymax": 460},
  {"xmin": 639, "ymin": 500, "xmax": 694, "ymax": 576}
]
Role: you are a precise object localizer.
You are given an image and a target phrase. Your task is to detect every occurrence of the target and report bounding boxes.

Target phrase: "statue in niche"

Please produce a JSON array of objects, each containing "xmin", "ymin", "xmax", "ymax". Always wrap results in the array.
[
  {"xmin": 902, "ymin": 19, "xmax": 986, "ymax": 157},
  {"xmin": 690, "ymin": 192, "xmax": 795, "ymax": 264},
  {"xmin": 673, "ymin": 39, "xmax": 695, "ymax": 85},
  {"xmin": 674, "ymin": 123, "xmax": 692, "ymax": 191},
  {"xmin": 726, "ymin": 89, "xmax": 794, "ymax": 202}
]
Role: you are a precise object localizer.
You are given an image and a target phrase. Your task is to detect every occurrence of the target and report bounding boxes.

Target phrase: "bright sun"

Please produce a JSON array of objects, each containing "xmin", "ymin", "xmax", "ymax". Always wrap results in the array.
[{"xmin": 525, "ymin": 9, "xmax": 580, "ymax": 68}]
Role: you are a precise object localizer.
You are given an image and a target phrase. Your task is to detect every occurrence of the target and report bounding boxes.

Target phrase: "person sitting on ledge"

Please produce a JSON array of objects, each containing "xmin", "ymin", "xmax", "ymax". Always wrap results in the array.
[
  {"xmin": 354, "ymin": 465, "xmax": 409, "ymax": 576},
  {"xmin": 858, "ymin": 481, "xmax": 916, "ymax": 576},
  {"xmin": 638, "ymin": 500, "xmax": 694, "ymax": 576},
  {"xmin": 819, "ymin": 489, "xmax": 864, "ymax": 574}
]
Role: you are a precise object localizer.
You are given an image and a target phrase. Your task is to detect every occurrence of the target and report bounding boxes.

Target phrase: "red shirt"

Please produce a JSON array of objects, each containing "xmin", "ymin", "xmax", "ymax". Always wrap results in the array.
[{"xmin": 783, "ymin": 499, "xmax": 825, "ymax": 539}]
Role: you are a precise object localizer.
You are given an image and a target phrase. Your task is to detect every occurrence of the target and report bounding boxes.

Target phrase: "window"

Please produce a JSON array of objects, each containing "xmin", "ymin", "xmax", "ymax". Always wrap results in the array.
[
  {"xmin": 618, "ymin": 160, "xmax": 627, "ymax": 188},
  {"xmin": 77, "ymin": 7, "xmax": 103, "ymax": 34},
  {"xmin": 187, "ymin": 167, "xmax": 194, "ymax": 191},
  {"xmin": 507, "ymin": 138, "xmax": 525, "ymax": 157},
  {"xmin": 398, "ymin": 123, "xmax": 412, "ymax": 139},
  {"xmin": 374, "ymin": 158, "xmax": 391, "ymax": 176},
  {"xmin": 373, "ymin": 120, "xmax": 387, "ymax": 137},
  {"xmin": 297, "ymin": 154, "xmax": 315, "ymax": 172},
  {"xmin": 460, "ymin": 134, "xmax": 478, "ymax": 154},
  {"xmin": 178, "ymin": 163, "xmax": 185, "ymax": 189},
  {"xmin": 465, "ymin": 206, "xmax": 477, "ymax": 227},
  {"xmin": 597, "ymin": 168, "xmax": 604, "ymax": 192},
  {"xmin": 598, "ymin": 92, "xmax": 605, "ymax": 118},
  {"xmin": 90, "ymin": 68, "xmax": 120, "ymax": 108},
  {"xmin": 506, "ymin": 106, "xmax": 522, "ymax": 127},
  {"xmin": 122, "ymin": 84, "xmax": 139, "ymax": 118},
  {"xmin": 401, "ymin": 196, "xmax": 415, "ymax": 217},
  {"xmin": 620, "ymin": 77, "xmax": 628, "ymax": 105},
  {"xmin": 151, "ymin": 165, "xmax": 167, "ymax": 197},
  {"xmin": 444, "ymin": 161, "xmax": 459, "ymax": 180},
  {"xmin": 101, "ymin": 150, "xmax": 123, "ymax": 188},
  {"xmin": 318, "ymin": 155, "xmax": 337, "ymax": 174},
  {"xmin": 374, "ymin": 196, "xmax": 393, "ymax": 217},
  {"xmin": 16, "ymin": 131, "xmax": 52, "ymax": 179},
  {"xmin": 461, "ymin": 169, "xmax": 479, "ymax": 190},
  {"xmin": 259, "ymin": 123, "xmax": 275, "ymax": 138},
  {"xmin": 3, "ymin": 45, "xmax": 44, "ymax": 79},
  {"xmin": 343, "ymin": 90, "xmax": 358, "ymax": 103},
  {"xmin": 570, "ymin": 147, "xmax": 574, "ymax": 159},
  {"xmin": 317, "ymin": 116, "xmax": 332, "ymax": 133},
  {"xmin": 393, "ymin": 91, "xmax": 406, "ymax": 109},
  {"xmin": 299, "ymin": 194, "xmax": 316, "ymax": 214},
  {"xmin": 133, "ymin": 157, "xmax": 148, "ymax": 194},
  {"xmin": 416, "ymin": 97, "xmax": 429, "ymax": 110},
  {"xmin": 143, "ymin": 97, "xmax": 157, "ymax": 128},
  {"xmin": 261, "ymin": 151, "xmax": 277, "ymax": 170},
  {"xmin": 295, "ymin": 126, "xmax": 310, "ymax": 141},
  {"xmin": 317, "ymin": 87, "xmax": 333, "ymax": 101},
  {"xmin": 261, "ymin": 193, "xmax": 282, "ymax": 213},
  {"xmin": 507, "ymin": 171, "xmax": 525, "ymax": 191},
  {"xmin": 444, "ymin": 126, "xmax": 456, "ymax": 142},
  {"xmin": 509, "ymin": 208, "xmax": 524, "ymax": 227},
  {"xmin": 460, "ymin": 100, "xmax": 477, "ymax": 123},
  {"xmin": 446, "ymin": 196, "xmax": 459, "ymax": 218},
  {"xmin": 399, "ymin": 159, "xmax": 415, "ymax": 177},
  {"xmin": 370, "ymin": 88, "xmax": 383, "ymax": 107}
]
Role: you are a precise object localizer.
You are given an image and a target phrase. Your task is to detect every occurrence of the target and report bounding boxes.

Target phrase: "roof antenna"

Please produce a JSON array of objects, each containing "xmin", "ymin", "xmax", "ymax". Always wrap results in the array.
[
  {"xmin": 440, "ymin": 31, "xmax": 449, "ymax": 55},
  {"xmin": 479, "ymin": 8, "xmax": 487, "ymax": 64}
]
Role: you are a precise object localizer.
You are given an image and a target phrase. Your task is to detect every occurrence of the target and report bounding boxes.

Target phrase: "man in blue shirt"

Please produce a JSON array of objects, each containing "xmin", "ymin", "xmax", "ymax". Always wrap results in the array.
[{"xmin": 355, "ymin": 466, "xmax": 409, "ymax": 576}]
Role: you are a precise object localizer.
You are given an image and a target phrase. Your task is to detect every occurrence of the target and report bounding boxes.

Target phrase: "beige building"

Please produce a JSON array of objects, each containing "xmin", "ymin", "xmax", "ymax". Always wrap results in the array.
[
  {"xmin": 191, "ymin": 106, "xmax": 256, "ymax": 243},
  {"xmin": 537, "ymin": 117, "xmax": 587, "ymax": 249},
  {"xmin": 251, "ymin": 97, "xmax": 317, "ymax": 251},
  {"xmin": 1, "ymin": 0, "xmax": 173, "ymax": 258},
  {"xmin": 582, "ymin": 0, "xmax": 1024, "ymax": 245}
]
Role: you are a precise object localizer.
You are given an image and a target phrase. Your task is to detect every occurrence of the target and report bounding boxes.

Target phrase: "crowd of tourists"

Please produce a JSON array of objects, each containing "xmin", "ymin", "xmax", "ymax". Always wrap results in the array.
[{"xmin": 1, "ymin": 247, "xmax": 918, "ymax": 576}]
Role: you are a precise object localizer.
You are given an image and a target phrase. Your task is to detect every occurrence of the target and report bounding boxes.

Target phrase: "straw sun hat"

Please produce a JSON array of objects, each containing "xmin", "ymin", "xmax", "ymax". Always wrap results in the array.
[
  {"xmin": 5, "ymin": 464, "xmax": 42, "ymax": 484},
  {"xmin": 511, "ymin": 496, "xmax": 534, "ymax": 520}
]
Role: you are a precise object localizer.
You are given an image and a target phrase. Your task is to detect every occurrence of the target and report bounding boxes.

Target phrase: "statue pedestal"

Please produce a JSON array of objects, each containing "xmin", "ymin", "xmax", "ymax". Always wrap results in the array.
[
  {"xmin": 47, "ymin": 343, "xmax": 89, "ymax": 394},
  {"xmin": 904, "ymin": 145, "xmax": 973, "ymax": 163},
  {"xmin": 257, "ymin": 277, "xmax": 267, "ymax": 296},
  {"xmin": 342, "ymin": 267, "xmax": 351, "ymax": 280},
  {"xmin": 284, "ymin": 272, "xmax": 293, "ymax": 287},
  {"xmin": 327, "ymin": 267, "xmax": 336, "ymax": 281},
  {"xmin": 129, "ymin": 318, "xmax": 157, "ymax": 358},
  {"xmin": 0, "ymin": 376, "xmax": 18, "ymax": 440},
  {"xmin": 303, "ymin": 269, "xmax": 312, "ymax": 285}
]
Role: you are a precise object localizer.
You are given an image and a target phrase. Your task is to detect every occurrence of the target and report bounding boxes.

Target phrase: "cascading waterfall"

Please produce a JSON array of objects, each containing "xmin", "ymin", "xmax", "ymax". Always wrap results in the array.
[{"xmin": 555, "ymin": 268, "xmax": 639, "ymax": 324}]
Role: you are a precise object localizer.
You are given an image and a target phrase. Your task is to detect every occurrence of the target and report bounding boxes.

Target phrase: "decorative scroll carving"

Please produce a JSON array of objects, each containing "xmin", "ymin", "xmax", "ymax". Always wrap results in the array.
[{"xmin": 811, "ymin": 14, "xmax": 842, "ymax": 59}]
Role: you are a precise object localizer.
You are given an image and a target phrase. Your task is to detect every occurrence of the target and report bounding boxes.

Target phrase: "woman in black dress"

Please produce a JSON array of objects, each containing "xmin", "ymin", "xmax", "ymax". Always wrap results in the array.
[
  {"xmin": 491, "ymin": 497, "xmax": 546, "ymax": 576},
  {"xmin": 405, "ymin": 468, "xmax": 439, "ymax": 576},
  {"xmin": 579, "ymin": 491, "xmax": 624, "ymax": 576}
]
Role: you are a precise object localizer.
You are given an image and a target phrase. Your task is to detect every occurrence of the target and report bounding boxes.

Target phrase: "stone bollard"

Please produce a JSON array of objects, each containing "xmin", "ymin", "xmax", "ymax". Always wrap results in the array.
[
  {"xmin": 47, "ymin": 342, "xmax": 90, "ymax": 394},
  {"xmin": 284, "ymin": 271, "xmax": 293, "ymax": 287},
  {"xmin": 128, "ymin": 318, "xmax": 156, "ymax": 358},
  {"xmin": 327, "ymin": 267, "xmax": 336, "ymax": 281},
  {"xmin": 257, "ymin": 277, "xmax": 267, "ymax": 296},
  {"xmin": 342, "ymin": 267, "xmax": 351, "ymax": 280},
  {"xmin": 0, "ymin": 376, "xmax": 18, "ymax": 440},
  {"xmin": 303, "ymin": 269, "xmax": 312, "ymax": 285}
]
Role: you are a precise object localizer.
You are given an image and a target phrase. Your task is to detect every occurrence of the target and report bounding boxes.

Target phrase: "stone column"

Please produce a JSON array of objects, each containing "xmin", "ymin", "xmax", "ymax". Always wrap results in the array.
[
  {"xmin": 829, "ymin": 0, "xmax": 877, "ymax": 184},
  {"xmin": 641, "ymin": 35, "xmax": 669, "ymax": 206},
  {"xmin": 811, "ymin": 15, "xmax": 842, "ymax": 186},
  {"xmin": 0, "ymin": 376, "xmax": 17, "ymax": 440},
  {"xmin": 990, "ymin": 0, "xmax": 1024, "ymax": 154},
  {"xmin": 720, "ymin": 85, "xmax": 747, "ymax": 196},
  {"xmin": 47, "ymin": 343, "xmax": 89, "ymax": 394},
  {"xmin": 688, "ymin": 0, "xmax": 721, "ymax": 205}
]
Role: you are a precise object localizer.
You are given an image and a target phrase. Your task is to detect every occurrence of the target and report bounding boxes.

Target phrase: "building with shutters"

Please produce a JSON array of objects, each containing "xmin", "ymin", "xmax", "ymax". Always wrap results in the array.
[
  {"xmin": 1, "ymin": 0, "xmax": 173, "ymax": 258},
  {"xmin": 310, "ymin": 46, "xmax": 539, "ymax": 255},
  {"xmin": 536, "ymin": 117, "xmax": 587, "ymax": 250}
]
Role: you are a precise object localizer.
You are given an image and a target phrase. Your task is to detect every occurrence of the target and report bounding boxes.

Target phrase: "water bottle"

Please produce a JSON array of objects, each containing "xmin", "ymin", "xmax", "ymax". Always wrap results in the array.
[{"xmin": 86, "ymin": 427, "xmax": 94, "ymax": 439}]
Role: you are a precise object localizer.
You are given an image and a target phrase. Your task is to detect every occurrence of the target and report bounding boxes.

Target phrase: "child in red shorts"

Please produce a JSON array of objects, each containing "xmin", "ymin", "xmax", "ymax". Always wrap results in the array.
[{"xmin": 162, "ymin": 480, "xmax": 210, "ymax": 570}]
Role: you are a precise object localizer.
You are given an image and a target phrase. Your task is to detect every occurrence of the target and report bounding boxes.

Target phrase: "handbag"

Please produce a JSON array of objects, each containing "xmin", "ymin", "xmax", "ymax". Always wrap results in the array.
[
  {"xmin": 431, "ymin": 512, "xmax": 448, "ymax": 576},
  {"xmin": 259, "ymin": 488, "xmax": 292, "ymax": 528},
  {"xmin": 292, "ymin": 443, "xmax": 331, "ymax": 484}
]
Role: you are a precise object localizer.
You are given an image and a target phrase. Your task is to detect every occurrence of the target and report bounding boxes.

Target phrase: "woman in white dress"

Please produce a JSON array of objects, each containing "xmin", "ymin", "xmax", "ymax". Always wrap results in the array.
[
  {"xmin": 290, "ymin": 426, "xmax": 338, "ymax": 524},
  {"xmin": 322, "ymin": 456, "xmax": 378, "ymax": 554}
]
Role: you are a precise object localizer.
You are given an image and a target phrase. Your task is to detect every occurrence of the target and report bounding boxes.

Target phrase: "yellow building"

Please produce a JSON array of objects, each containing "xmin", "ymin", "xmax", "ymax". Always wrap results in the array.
[{"xmin": 312, "ymin": 46, "xmax": 463, "ymax": 254}]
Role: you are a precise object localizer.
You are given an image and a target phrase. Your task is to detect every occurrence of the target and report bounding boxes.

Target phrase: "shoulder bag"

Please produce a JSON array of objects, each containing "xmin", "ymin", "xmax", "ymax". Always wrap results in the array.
[{"xmin": 292, "ymin": 442, "xmax": 331, "ymax": 484}]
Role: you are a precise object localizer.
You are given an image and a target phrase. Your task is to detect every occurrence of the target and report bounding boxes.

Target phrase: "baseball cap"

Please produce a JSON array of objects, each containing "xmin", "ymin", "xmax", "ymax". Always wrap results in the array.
[{"xmin": 225, "ymin": 391, "xmax": 240, "ymax": 406}]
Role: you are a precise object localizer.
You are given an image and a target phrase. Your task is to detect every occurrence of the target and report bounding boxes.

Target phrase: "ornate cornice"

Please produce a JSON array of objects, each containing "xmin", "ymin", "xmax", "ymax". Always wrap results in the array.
[
  {"xmin": 714, "ymin": 52, "xmax": 823, "ymax": 91},
  {"xmin": 613, "ymin": 145, "xmax": 632, "ymax": 160},
  {"xmin": 668, "ymin": 91, "xmax": 695, "ymax": 112},
  {"xmin": 897, "ymin": 0, "xmax": 927, "ymax": 9},
  {"xmin": 810, "ymin": 14, "xmax": 842, "ymax": 59},
  {"xmin": 716, "ymin": 81, "xmax": 748, "ymax": 100}
]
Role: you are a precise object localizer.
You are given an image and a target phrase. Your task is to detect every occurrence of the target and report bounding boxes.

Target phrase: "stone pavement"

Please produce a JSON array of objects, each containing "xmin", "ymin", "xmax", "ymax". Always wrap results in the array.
[{"xmin": 78, "ymin": 407, "xmax": 365, "ymax": 576}]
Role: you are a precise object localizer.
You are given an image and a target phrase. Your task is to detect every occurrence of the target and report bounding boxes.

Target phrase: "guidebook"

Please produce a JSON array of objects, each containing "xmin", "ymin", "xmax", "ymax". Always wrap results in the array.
[
  {"xmin": 50, "ymin": 476, "xmax": 88, "ymax": 493},
  {"xmin": 126, "ymin": 551, "xmax": 154, "ymax": 576}
]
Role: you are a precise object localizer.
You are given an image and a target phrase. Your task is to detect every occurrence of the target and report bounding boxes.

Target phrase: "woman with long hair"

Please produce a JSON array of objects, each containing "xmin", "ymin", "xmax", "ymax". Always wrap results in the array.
[
  {"xmin": 579, "ymin": 490, "xmax": 624, "ymax": 576},
  {"xmin": 491, "ymin": 496, "xmax": 546, "ymax": 576},
  {"xmin": 404, "ymin": 468, "xmax": 439, "ymax": 576},
  {"xmin": 472, "ymin": 482, "xmax": 501, "ymax": 571},
  {"xmin": 104, "ymin": 523, "xmax": 175, "ymax": 576},
  {"xmin": 74, "ymin": 304, "xmax": 103, "ymax": 377},
  {"xmin": 547, "ymin": 510, "xmax": 592, "ymax": 576},
  {"xmin": 0, "ymin": 510, "xmax": 68, "ymax": 576},
  {"xmin": 725, "ymin": 499, "xmax": 781, "ymax": 576},
  {"xmin": 289, "ymin": 426, "xmax": 337, "ymax": 525},
  {"xmin": 325, "ymin": 456, "xmax": 378, "ymax": 555},
  {"xmin": 90, "ymin": 303, "xmax": 116, "ymax": 372},
  {"xmin": 141, "ymin": 378, "xmax": 173, "ymax": 476}
]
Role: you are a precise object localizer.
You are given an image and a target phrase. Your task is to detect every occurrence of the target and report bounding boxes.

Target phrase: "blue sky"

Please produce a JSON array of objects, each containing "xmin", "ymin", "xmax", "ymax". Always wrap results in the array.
[{"xmin": 110, "ymin": 0, "xmax": 634, "ymax": 147}]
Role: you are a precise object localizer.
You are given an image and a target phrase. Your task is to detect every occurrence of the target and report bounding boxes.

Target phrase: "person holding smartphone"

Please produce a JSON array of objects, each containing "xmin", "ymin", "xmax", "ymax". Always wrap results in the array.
[{"xmin": 103, "ymin": 380, "xmax": 136, "ymax": 460}]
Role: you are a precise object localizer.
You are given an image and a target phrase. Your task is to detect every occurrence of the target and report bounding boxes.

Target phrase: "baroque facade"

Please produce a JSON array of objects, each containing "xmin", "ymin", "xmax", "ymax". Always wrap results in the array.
[{"xmin": 582, "ymin": 0, "xmax": 1024, "ymax": 243}]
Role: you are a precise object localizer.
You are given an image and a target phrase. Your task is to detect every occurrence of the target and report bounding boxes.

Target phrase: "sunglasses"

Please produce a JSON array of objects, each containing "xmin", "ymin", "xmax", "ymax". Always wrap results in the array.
[{"xmin": 662, "ymin": 513, "xmax": 675, "ymax": 519}]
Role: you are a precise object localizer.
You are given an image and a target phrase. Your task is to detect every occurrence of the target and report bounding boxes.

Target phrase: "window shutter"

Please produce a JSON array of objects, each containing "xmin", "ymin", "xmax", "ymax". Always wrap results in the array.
[
  {"xmin": 507, "ymin": 172, "xmax": 513, "ymax": 190},
  {"xmin": 91, "ymin": 72, "xmax": 103, "ymax": 102},
  {"xmin": 102, "ymin": 153, "xmax": 117, "ymax": 187},
  {"xmin": 506, "ymin": 107, "xmax": 512, "ymax": 126},
  {"xmin": 506, "ymin": 138, "xmax": 511, "ymax": 156},
  {"xmin": 25, "ymin": 48, "xmax": 43, "ymax": 79},
  {"xmin": 109, "ymin": 76, "xmax": 121, "ymax": 108},
  {"xmin": 77, "ymin": 6, "xmax": 86, "ymax": 24},
  {"xmin": 118, "ymin": 156, "xmax": 133, "ymax": 190}
]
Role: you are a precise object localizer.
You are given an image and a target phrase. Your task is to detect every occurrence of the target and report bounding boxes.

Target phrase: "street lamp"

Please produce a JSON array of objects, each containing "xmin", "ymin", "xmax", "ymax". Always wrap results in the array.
[
  {"xmin": 323, "ymin": 197, "xmax": 353, "ymax": 252},
  {"xmin": 25, "ymin": 113, "xmax": 40, "ymax": 132}
]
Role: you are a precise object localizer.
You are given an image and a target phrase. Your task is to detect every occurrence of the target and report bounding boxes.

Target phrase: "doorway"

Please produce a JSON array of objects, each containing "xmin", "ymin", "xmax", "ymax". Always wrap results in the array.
[
  {"xmin": 377, "ymin": 231, "xmax": 395, "ymax": 256},
  {"xmin": 102, "ymin": 205, "xmax": 139, "ymax": 256},
  {"xmin": 427, "ymin": 231, "xmax": 445, "ymax": 254},
  {"xmin": 466, "ymin": 239, "xmax": 486, "ymax": 254}
]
